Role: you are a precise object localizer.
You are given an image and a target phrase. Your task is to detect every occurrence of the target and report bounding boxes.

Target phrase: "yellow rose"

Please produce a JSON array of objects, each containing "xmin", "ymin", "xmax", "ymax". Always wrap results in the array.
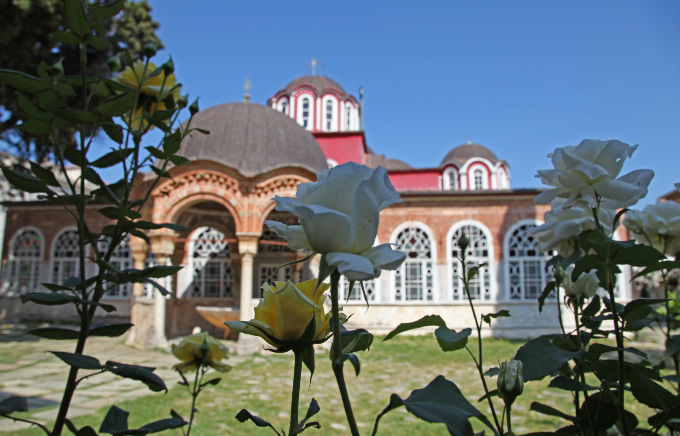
[
  {"xmin": 171, "ymin": 332, "xmax": 230, "ymax": 373},
  {"xmin": 225, "ymin": 279, "xmax": 331, "ymax": 347},
  {"xmin": 114, "ymin": 60, "xmax": 180, "ymax": 130}
]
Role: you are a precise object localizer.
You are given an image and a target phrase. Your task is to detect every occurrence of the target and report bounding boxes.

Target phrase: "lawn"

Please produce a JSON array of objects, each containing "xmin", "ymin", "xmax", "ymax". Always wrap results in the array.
[{"xmin": 10, "ymin": 334, "xmax": 658, "ymax": 435}]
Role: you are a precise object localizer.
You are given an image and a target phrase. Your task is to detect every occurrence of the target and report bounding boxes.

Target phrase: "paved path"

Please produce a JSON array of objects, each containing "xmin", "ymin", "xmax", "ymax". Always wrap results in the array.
[{"xmin": 0, "ymin": 323, "xmax": 248, "ymax": 433}]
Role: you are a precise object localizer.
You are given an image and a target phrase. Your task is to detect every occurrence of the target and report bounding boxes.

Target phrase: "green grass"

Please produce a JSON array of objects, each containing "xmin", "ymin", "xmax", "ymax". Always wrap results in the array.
[{"xmin": 10, "ymin": 335, "xmax": 656, "ymax": 435}]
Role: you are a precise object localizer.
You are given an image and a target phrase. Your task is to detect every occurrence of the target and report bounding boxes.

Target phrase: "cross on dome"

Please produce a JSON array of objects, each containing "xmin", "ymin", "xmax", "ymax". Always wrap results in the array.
[{"xmin": 306, "ymin": 56, "xmax": 322, "ymax": 76}]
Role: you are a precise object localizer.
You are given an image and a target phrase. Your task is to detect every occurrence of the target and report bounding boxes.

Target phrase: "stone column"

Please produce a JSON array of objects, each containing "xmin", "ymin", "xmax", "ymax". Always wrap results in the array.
[
  {"xmin": 125, "ymin": 238, "xmax": 148, "ymax": 347},
  {"xmin": 236, "ymin": 233, "xmax": 259, "ymax": 321},
  {"xmin": 147, "ymin": 230, "xmax": 178, "ymax": 349}
]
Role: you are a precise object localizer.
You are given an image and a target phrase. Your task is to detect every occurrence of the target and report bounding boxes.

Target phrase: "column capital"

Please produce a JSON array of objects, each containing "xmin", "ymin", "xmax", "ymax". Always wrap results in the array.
[
  {"xmin": 236, "ymin": 232, "xmax": 260, "ymax": 256},
  {"xmin": 149, "ymin": 230, "xmax": 178, "ymax": 258}
]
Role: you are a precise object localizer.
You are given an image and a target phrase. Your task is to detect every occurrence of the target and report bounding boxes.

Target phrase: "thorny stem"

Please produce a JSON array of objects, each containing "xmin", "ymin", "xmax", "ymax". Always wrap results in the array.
[
  {"xmin": 460, "ymin": 250, "xmax": 502, "ymax": 434},
  {"xmin": 330, "ymin": 270, "xmax": 360, "ymax": 436},
  {"xmin": 573, "ymin": 300, "xmax": 594, "ymax": 432},
  {"xmin": 288, "ymin": 348, "xmax": 303, "ymax": 436}
]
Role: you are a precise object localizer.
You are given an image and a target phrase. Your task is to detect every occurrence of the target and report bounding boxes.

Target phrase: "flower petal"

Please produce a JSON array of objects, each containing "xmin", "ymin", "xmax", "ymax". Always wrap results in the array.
[
  {"xmin": 295, "ymin": 204, "xmax": 354, "ymax": 253},
  {"xmin": 326, "ymin": 252, "xmax": 376, "ymax": 281},
  {"xmin": 361, "ymin": 244, "xmax": 407, "ymax": 272},
  {"xmin": 301, "ymin": 162, "xmax": 374, "ymax": 216},
  {"xmin": 265, "ymin": 222, "xmax": 312, "ymax": 250}
]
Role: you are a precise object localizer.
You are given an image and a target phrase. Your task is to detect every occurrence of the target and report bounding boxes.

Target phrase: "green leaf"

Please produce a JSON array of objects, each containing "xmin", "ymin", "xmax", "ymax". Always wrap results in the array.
[
  {"xmin": 55, "ymin": 109, "xmax": 100, "ymax": 124},
  {"xmin": 634, "ymin": 259, "xmax": 680, "ymax": 279},
  {"xmin": 382, "ymin": 315, "xmax": 447, "ymax": 342},
  {"xmin": 200, "ymin": 378, "xmax": 221, "ymax": 388},
  {"xmin": 235, "ymin": 409, "xmax": 281, "ymax": 436},
  {"xmin": 98, "ymin": 206, "xmax": 142, "ymax": 220},
  {"xmin": 612, "ymin": 243, "xmax": 666, "ymax": 267},
  {"xmin": 143, "ymin": 278, "xmax": 171, "ymax": 297},
  {"xmin": 88, "ymin": 323, "xmax": 133, "ymax": 338},
  {"xmin": 586, "ymin": 343, "xmax": 649, "ymax": 362},
  {"xmin": 315, "ymin": 255, "xmax": 334, "ymax": 294},
  {"xmin": 64, "ymin": 0, "xmax": 91, "ymax": 37},
  {"xmin": 28, "ymin": 327, "xmax": 79, "ymax": 340},
  {"xmin": 99, "ymin": 405, "xmax": 129, "ymax": 434},
  {"xmin": 481, "ymin": 310, "xmax": 510, "ymax": 325},
  {"xmin": 530, "ymin": 401, "xmax": 577, "ymax": 423},
  {"xmin": 85, "ymin": 34, "xmax": 111, "ymax": 51},
  {"xmin": 145, "ymin": 146, "xmax": 165, "ymax": 160},
  {"xmin": 538, "ymin": 281, "xmax": 556, "ymax": 313},
  {"xmin": 134, "ymin": 221, "xmax": 189, "ymax": 232},
  {"xmin": 372, "ymin": 375, "xmax": 496, "ymax": 436},
  {"xmin": 93, "ymin": 0, "xmax": 124, "ymax": 20},
  {"xmin": 0, "ymin": 396, "xmax": 29, "ymax": 414},
  {"xmin": 0, "ymin": 69, "xmax": 52, "ymax": 93},
  {"xmin": 91, "ymin": 149, "xmax": 135, "ymax": 169},
  {"xmin": 622, "ymin": 299, "xmax": 666, "ymax": 322},
  {"xmin": 20, "ymin": 292, "xmax": 76, "ymax": 306},
  {"xmin": 514, "ymin": 336, "xmax": 581, "ymax": 381},
  {"xmin": 105, "ymin": 361, "xmax": 167, "ymax": 392},
  {"xmin": 340, "ymin": 328, "xmax": 373, "ymax": 354},
  {"xmin": 51, "ymin": 30, "xmax": 81, "ymax": 45},
  {"xmin": 345, "ymin": 353, "xmax": 360, "ymax": 376},
  {"xmin": 169, "ymin": 155, "xmax": 192, "ymax": 166},
  {"xmin": 2, "ymin": 167, "xmax": 49, "ymax": 193},
  {"xmin": 548, "ymin": 376, "xmax": 597, "ymax": 392},
  {"xmin": 138, "ymin": 416, "xmax": 187, "ymax": 434},
  {"xmin": 30, "ymin": 162, "xmax": 60, "ymax": 187},
  {"xmin": 572, "ymin": 254, "xmax": 606, "ymax": 281},
  {"xmin": 102, "ymin": 123, "xmax": 124, "ymax": 144},
  {"xmin": 97, "ymin": 91, "xmax": 136, "ymax": 117},
  {"xmin": 627, "ymin": 364, "xmax": 680, "ymax": 410},
  {"xmin": 16, "ymin": 93, "xmax": 47, "ymax": 120},
  {"xmin": 51, "ymin": 352, "xmax": 102, "ymax": 370},
  {"xmin": 19, "ymin": 119, "xmax": 50, "ymax": 135},
  {"xmin": 301, "ymin": 344, "xmax": 315, "ymax": 379},
  {"xmin": 297, "ymin": 398, "xmax": 321, "ymax": 433},
  {"xmin": 435, "ymin": 327, "xmax": 471, "ymax": 352},
  {"xmin": 62, "ymin": 145, "xmax": 88, "ymax": 166}
]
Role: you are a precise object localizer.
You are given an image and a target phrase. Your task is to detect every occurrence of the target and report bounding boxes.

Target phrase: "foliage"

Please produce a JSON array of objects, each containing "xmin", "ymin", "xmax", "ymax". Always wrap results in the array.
[
  {"xmin": 0, "ymin": 0, "xmax": 163, "ymax": 160},
  {"xmin": 0, "ymin": 1, "xmax": 201, "ymax": 434}
]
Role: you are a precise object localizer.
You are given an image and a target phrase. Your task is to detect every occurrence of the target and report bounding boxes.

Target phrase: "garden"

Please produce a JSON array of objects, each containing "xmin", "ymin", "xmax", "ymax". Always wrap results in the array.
[{"xmin": 1, "ymin": 1, "xmax": 680, "ymax": 435}]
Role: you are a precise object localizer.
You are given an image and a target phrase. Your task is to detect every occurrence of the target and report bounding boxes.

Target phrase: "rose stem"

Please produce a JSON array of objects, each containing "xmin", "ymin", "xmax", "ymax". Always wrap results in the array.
[
  {"xmin": 330, "ymin": 270, "xmax": 361, "ymax": 436},
  {"xmin": 289, "ymin": 348, "xmax": 303, "ymax": 436}
]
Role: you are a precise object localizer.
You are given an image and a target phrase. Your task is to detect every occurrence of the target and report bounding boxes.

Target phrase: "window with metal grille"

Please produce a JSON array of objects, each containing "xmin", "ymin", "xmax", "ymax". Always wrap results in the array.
[
  {"xmin": 506, "ymin": 222, "xmax": 549, "ymax": 300},
  {"xmin": 394, "ymin": 227, "xmax": 434, "ymax": 302},
  {"xmin": 4, "ymin": 228, "xmax": 42, "ymax": 295},
  {"xmin": 188, "ymin": 227, "xmax": 234, "ymax": 298},
  {"xmin": 450, "ymin": 224, "xmax": 492, "ymax": 301}
]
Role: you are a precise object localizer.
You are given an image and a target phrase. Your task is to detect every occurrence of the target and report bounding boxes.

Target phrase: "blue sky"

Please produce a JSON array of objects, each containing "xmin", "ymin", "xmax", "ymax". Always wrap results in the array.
[{"xmin": 144, "ymin": 1, "xmax": 679, "ymax": 205}]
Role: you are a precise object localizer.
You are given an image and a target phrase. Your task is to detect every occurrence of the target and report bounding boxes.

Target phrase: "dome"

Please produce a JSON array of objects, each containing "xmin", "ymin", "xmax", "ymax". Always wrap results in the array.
[
  {"xmin": 175, "ymin": 103, "xmax": 328, "ymax": 177},
  {"xmin": 441, "ymin": 143, "xmax": 500, "ymax": 167},
  {"xmin": 284, "ymin": 75, "xmax": 347, "ymax": 97}
]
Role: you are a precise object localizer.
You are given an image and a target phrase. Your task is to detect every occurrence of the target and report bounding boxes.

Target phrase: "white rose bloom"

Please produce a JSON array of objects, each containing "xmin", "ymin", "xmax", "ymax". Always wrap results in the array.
[
  {"xmin": 266, "ymin": 162, "xmax": 406, "ymax": 281},
  {"xmin": 564, "ymin": 267, "xmax": 600, "ymax": 299},
  {"xmin": 534, "ymin": 139, "xmax": 654, "ymax": 209},
  {"xmin": 624, "ymin": 201, "xmax": 680, "ymax": 256},
  {"xmin": 531, "ymin": 199, "xmax": 615, "ymax": 257}
]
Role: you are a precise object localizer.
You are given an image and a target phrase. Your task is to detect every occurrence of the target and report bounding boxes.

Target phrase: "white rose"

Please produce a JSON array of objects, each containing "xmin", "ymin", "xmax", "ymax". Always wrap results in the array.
[
  {"xmin": 266, "ymin": 162, "xmax": 406, "ymax": 281},
  {"xmin": 531, "ymin": 199, "xmax": 615, "ymax": 257},
  {"xmin": 624, "ymin": 201, "xmax": 680, "ymax": 256},
  {"xmin": 564, "ymin": 267, "xmax": 600, "ymax": 299},
  {"xmin": 534, "ymin": 139, "xmax": 654, "ymax": 209}
]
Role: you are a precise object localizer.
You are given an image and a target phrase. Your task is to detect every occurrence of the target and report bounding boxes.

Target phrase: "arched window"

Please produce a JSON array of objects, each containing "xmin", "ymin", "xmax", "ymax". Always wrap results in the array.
[
  {"xmin": 443, "ymin": 168, "xmax": 458, "ymax": 190},
  {"xmin": 339, "ymin": 277, "xmax": 376, "ymax": 302},
  {"xmin": 346, "ymin": 104, "xmax": 352, "ymax": 130},
  {"xmin": 188, "ymin": 227, "xmax": 234, "ymax": 298},
  {"xmin": 394, "ymin": 226, "xmax": 434, "ymax": 302},
  {"xmin": 505, "ymin": 222, "xmax": 549, "ymax": 300},
  {"xmin": 474, "ymin": 169, "xmax": 485, "ymax": 190},
  {"xmin": 97, "ymin": 237, "xmax": 132, "ymax": 299},
  {"xmin": 325, "ymin": 99, "xmax": 334, "ymax": 131},
  {"xmin": 450, "ymin": 224, "xmax": 492, "ymax": 301},
  {"xmin": 51, "ymin": 228, "xmax": 81, "ymax": 286},
  {"xmin": 4, "ymin": 228, "xmax": 42, "ymax": 294},
  {"xmin": 279, "ymin": 99, "xmax": 288, "ymax": 115},
  {"xmin": 497, "ymin": 168, "xmax": 508, "ymax": 190},
  {"xmin": 301, "ymin": 97, "xmax": 311, "ymax": 129}
]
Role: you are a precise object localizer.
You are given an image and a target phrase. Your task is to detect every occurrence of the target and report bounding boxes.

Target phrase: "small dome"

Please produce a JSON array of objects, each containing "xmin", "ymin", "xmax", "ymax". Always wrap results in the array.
[
  {"xmin": 175, "ymin": 103, "xmax": 328, "ymax": 177},
  {"xmin": 441, "ymin": 143, "xmax": 500, "ymax": 167},
  {"xmin": 284, "ymin": 75, "xmax": 347, "ymax": 97}
]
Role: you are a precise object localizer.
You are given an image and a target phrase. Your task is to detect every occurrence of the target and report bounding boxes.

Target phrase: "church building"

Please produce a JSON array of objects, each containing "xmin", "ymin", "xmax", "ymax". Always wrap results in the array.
[{"xmin": 0, "ymin": 73, "xmax": 631, "ymax": 347}]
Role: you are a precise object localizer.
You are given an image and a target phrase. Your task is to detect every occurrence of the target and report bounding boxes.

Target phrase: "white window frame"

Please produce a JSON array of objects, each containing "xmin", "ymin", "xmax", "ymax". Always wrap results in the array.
[
  {"xmin": 503, "ymin": 220, "xmax": 549, "ymax": 301},
  {"xmin": 443, "ymin": 167, "xmax": 459, "ymax": 191},
  {"xmin": 186, "ymin": 226, "xmax": 235, "ymax": 298},
  {"xmin": 390, "ymin": 222, "xmax": 437, "ymax": 303},
  {"xmin": 447, "ymin": 221, "xmax": 495, "ymax": 302},
  {"xmin": 277, "ymin": 97, "xmax": 289, "ymax": 115},
  {"xmin": 3, "ymin": 227, "xmax": 43, "ymax": 295},
  {"xmin": 322, "ymin": 95, "xmax": 337, "ymax": 132},
  {"xmin": 51, "ymin": 227, "xmax": 85, "ymax": 287},
  {"xmin": 297, "ymin": 95, "xmax": 314, "ymax": 130}
]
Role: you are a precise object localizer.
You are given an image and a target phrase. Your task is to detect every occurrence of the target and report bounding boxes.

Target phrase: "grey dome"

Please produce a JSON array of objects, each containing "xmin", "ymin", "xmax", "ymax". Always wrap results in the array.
[
  {"xmin": 441, "ymin": 143, "xmax": 500, "ymax": 167},
  {"xmin": 284, "ymin": 75, "xmax": 347, "ymax": 97},
  {"xmin": 176, "ymin": 103, "xmax": 328, "ymax": 177}
]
